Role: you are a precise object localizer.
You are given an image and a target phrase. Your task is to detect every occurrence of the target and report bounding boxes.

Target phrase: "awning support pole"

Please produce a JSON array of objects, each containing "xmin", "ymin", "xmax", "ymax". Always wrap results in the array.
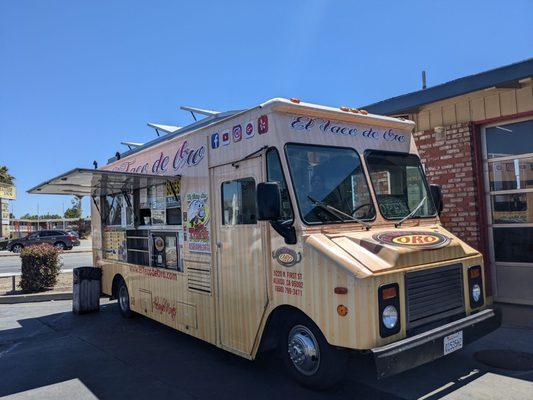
[
  {"xmin": 91, "ymin": 195, "xmax": 101, "ymax": 215},
  {"xmin": 122, "ymin": 190, "xmax": 133, "ymax": 209}
]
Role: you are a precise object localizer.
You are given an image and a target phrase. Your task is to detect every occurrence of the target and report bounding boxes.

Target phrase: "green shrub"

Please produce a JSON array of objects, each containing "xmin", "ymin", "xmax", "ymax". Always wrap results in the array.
[{"xmin": 19, "ymin": 244, "xmax": 62, "ymax": 292}]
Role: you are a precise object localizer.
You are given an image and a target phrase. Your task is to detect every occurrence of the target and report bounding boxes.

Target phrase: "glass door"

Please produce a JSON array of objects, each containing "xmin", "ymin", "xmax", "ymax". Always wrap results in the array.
[{"xmin": 481, "ymin": 118, "xmax": 533, "ymax": 305}]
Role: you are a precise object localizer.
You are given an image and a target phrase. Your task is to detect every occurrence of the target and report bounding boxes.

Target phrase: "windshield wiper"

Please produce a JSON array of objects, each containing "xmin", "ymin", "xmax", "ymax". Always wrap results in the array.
[
  {"xmin": 308, "ymin": 196, "xmax": 343, "ymax": 222},
  {"xmin": 395, "ymin": 196, "xmax": 427, "ymax": 228},
  {"xmin": 308, "ymin": 196, "xmax": 371, "ymax": 230}
]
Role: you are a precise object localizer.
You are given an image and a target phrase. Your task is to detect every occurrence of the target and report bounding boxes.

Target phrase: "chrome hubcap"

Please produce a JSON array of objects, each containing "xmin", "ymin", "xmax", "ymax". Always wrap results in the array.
[
  {"xmin": 288, "ymin": 325, "xmax": 320, "ymax": 375},
  {"xmin": 118, "ymin": 285, "xmax": 129, "ymax": 311}
]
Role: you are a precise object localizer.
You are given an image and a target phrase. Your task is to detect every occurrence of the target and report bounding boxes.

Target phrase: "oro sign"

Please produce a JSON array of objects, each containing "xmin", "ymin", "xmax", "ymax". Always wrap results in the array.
[{"xmin": 373, "ymin": 231, "xmax": 450, "ymax": 249}]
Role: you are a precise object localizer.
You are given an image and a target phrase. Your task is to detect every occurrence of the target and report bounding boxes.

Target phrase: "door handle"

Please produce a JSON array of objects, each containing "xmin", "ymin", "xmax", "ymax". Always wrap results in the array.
[{"xmin": 216, "ymin": 242, "xmax": 222, "ymax": 249}]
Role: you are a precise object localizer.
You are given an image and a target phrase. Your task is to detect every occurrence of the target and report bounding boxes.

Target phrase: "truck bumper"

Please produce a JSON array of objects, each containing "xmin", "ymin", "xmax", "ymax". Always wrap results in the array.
[{"xmin": 371, "ymin": 308, "xmax": 501, "ymax": 379}]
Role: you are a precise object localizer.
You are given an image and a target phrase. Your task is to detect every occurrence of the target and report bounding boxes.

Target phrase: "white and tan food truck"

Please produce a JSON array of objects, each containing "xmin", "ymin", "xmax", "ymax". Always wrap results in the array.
[{"xmin": 30, "ymin": 98, "xmax": 500, "ymax": 388}]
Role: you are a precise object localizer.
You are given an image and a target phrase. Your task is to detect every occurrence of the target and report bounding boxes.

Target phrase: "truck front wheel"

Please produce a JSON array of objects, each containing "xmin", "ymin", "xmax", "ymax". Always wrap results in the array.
[
  {"xmin": 281, "ymin": 314, "xmax": 349, "ymax": 389},
  {"xmin": 117, "ymin": 279, "xmax": 133, "ymax": 318}
]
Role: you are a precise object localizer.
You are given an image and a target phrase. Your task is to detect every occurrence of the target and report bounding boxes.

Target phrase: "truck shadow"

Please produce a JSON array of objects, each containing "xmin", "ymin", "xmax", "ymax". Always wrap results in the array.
[{"xmin": 0, "ymin": 301, "xmax": 532, "ymax": 400}]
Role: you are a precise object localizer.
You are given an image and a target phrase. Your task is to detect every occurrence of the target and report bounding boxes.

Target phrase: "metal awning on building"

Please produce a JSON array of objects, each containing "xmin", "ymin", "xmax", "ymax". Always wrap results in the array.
[{"xmin": 27, "ymin": 168, "xmax": 175, "ymax": 197}]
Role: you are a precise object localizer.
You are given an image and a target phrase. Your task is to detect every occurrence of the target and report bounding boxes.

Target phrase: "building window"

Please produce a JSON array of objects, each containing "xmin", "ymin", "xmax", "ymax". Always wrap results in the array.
[
  {"xmin": 493, "ymin": 227, "xmax": 533, "ymax": 263},
  {"xmin": 485, "ymin": 119, "xmax": 533, "ymax": 159},
  {"xmin": 221, "ymin": 178, "xmax": 257, "ymax": 225},
  {"xmin": 482, "ymin": 117, "xmax": 533, "ymax": 302}
]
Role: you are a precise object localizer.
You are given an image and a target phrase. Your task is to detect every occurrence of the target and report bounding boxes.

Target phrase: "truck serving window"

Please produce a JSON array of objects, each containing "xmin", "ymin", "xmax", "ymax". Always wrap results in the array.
[
  {"xmin": 102, "ymin": 193, "xmax": 134, "ymax": 227},
  {"xmin": 221, "ymin": 178, "xmax": 258, "ymax": 225},
  {"xmin": 266, "ymin": 148, "xmax": 293, "ymax": 222},
  {"xmin": 285, "ymin": 144, "xmax": 375, "ymax": 224},
  {"xmin": 365, "ymin": 151, "xmax": 436, "ymax": 219}
]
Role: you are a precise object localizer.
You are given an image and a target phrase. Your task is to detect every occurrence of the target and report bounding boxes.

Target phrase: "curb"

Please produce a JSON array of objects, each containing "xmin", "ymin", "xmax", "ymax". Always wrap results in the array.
[
  {"xmin": 0, "ymin": 249, "xmax": 92, "ymax": 258},
  {"xmin": 0, "ymin": 268, "xmax": 73, "ymax": 278},
  {"xmin": 0, "ymin": 291, "xmax": 72, "ymax": 304}
]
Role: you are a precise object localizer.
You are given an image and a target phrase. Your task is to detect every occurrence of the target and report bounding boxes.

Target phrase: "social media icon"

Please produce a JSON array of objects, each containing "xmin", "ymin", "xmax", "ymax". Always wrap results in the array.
[
  {"xmin": 222, "ymin": 130, "xmax": 230, "ymax": 146},
  {"xmin": 232, "ymin": 125, "xmax": 242, "ymax": 142},
  {"xmin": 258, "ymin": 115, "xmax": 268, "ymax": 134},
  {"xmin": 244, "ymin": 121, "xmax": 255, "ymax": 138},
  {"xmin": 211, "ymin": 133, "xmax": 220, "ymax": 149}
]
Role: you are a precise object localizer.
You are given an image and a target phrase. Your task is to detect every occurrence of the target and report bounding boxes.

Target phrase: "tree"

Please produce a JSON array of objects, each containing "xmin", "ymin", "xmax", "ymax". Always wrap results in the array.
[
  {"xmin": 19, "ymin": 213, "xmax": 62, "ymax": 220},
  {"xmin": 0, "ymin": 166, "xmax": 15, "ymax": 185},
  {"xmin": 64, "ymin": 197, "xmax": 82, "ymax": 219}
]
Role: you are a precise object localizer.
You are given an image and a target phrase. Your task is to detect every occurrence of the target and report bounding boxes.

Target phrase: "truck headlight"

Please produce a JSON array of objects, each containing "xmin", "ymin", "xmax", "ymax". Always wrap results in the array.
[
  {"xmin": 378, "ymin": 283, "xmax": 401, "ymax": 337},
  {"xmin": 382, "ymin": 305, "xmax": 398, "ymax": 329},
  {"xmin": 468, "ymin": 266, "xmax": 484, "ymax": 309},
  {"xmin": 472, "ymin": 284, "xmax": 481, "ymax": 303}
]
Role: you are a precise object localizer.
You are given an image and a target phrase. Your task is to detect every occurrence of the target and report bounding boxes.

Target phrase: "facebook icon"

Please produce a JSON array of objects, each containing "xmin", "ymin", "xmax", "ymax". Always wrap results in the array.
[{"xmin": 211, "ymin": 133, "xmax": 220, "ymax": 149}]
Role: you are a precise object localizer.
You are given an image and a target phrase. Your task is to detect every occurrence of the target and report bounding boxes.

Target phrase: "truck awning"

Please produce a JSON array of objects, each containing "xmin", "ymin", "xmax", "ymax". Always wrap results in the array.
[{"xmin": 27, "ymin": 168, "xmax": 176, "ymax": 197}]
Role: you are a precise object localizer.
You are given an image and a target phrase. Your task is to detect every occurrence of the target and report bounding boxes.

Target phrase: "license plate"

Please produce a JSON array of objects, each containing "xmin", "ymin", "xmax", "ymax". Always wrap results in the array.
[{"xmin": 443, "ymin": 331, "xmax": 463, "ymax": 355}]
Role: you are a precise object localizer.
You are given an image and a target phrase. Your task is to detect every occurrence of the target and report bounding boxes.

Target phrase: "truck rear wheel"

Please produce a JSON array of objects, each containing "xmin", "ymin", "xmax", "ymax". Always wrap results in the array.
[
  {"xmin": 117, "ymin": 279, "xmax": 133, "ymax": 318},
  {"xmin": 281, "ymin": 314, "xmax": 349, "ymax": 390}
]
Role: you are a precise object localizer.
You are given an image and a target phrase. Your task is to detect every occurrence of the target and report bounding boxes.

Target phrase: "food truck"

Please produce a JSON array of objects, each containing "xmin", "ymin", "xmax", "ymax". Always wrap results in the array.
[{"xmin": 29, "ymin": 98, "xmax": 500, "ymax": 389}]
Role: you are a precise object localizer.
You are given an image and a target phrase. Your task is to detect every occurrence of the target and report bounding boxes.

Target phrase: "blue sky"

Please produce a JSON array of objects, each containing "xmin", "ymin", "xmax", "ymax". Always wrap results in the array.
[{"xmin": 1, "ymin": 0, "xmax": 532, "ymax": 218}]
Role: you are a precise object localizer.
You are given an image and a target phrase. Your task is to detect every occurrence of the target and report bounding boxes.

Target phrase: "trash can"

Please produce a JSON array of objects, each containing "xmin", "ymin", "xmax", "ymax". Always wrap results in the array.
[{"xmin": 72, "ymin": 267, "xmax": 102, "ymax": 314}]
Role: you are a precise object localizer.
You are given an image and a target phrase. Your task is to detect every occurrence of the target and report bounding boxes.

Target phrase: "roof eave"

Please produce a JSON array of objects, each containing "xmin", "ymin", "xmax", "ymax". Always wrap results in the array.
[{"xmin": 362, "ymin": 58, "xmax": 533, "ymax": 115}]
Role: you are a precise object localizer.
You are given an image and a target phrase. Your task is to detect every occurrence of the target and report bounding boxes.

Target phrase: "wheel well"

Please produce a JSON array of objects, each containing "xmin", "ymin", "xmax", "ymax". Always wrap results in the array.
[
  {"xmin": 111, "ymin": 274, "xmax": 125, "ymax": 300},
  {"xmin": 54, "ymin": 241, "xmax": 66, "ymax": 246},
  {"xmin": 258, "ymin": 305, "xmax": 313, "ymax": 354}
]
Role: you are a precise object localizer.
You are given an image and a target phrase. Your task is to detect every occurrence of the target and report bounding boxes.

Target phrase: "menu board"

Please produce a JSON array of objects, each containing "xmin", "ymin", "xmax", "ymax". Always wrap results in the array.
[
  {"xmin": 186, "ymin": 192, "xmax": 210, "ymax": 253},
  {"xmin": 151, "ymin": 209, "xmax": 166, "ymax": 225},
  {"xmin": 166, "ymin": 179, "xmax": 181, "ymax": 207},
  {"xmin": 103, "ymin": 230, "xmax": 127, "ymax": 261}
]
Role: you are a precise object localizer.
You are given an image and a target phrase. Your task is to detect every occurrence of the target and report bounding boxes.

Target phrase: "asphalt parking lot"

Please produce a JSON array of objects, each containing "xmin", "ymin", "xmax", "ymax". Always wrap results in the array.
[
  {"xmin": 1, "ymin": 300, "xmax": 533, "ymax": 400},
  {"xmin": 0, "ymin": 252, "xmax": 93, "ymax": 274}
]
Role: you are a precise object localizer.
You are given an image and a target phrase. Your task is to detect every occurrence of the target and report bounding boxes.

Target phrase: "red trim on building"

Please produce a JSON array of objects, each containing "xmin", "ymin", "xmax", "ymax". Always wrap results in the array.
[
  {"xmin": 470, "ymin": 122, "xmax": 491, "ymax": 295},
  {"xmin": 473, "ymin": 110, "xmax": 533, "ymax": 126}
]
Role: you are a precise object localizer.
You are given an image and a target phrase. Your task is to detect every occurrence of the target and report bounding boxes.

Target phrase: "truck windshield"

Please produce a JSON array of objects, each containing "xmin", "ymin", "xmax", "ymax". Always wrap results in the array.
[
  {"xmin": 365, "ymin": 151, "xmax": 436, "ymax": 219},
  {"xmin": 285, "ymin": 144, "xmax": 375, "ymax": 224}
]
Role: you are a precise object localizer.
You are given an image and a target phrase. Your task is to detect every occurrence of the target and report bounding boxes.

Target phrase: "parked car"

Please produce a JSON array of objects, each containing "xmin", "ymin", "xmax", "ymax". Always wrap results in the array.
[
  {"xmin": 66, "ymin": 230, "xmax": 80, "ymax": 238},
  {"xmin": 8, "ymin": 230, "xmax": 80, "ymax": 253}
]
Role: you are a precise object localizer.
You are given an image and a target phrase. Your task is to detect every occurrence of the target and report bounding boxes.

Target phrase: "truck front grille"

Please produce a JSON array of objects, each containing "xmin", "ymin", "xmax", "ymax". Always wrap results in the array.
[{"xmin": 405, "ymin": 264, "xmax": 464, "ymax": 332}]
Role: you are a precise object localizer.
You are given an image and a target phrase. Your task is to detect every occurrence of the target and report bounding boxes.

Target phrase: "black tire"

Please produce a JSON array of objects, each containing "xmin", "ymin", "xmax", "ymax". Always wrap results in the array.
[
  {"xmin": 53, "ymin": 242, "xmax": 66, "ymax": 250},
  {"xmin": 281, "ymin": 313, "xmax": 349, "ymax": 390},
  {"xmin": 117, "ymin": 278, "xmax": 133, "ymax": 318},
  {"xmin": 11, "ymin": 244, "xmax": 23, "ymax": 253}
]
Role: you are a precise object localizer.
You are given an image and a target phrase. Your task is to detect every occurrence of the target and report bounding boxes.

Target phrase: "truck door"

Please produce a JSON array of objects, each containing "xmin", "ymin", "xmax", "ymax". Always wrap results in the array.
[{"xmin": 212, "ymin": 157, "xmax": 268, "ymax": 355}]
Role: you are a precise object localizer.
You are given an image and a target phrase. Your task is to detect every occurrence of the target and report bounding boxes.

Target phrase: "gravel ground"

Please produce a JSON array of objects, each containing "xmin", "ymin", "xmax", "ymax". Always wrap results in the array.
[{"xmin": 0, "ymin": 272, "xmax": 72, "ymax": 295}]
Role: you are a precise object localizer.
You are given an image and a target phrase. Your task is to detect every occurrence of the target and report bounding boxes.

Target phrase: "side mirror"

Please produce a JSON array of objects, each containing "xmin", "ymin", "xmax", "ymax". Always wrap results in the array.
[
  {"xmin": 430, "ymin": 184, "xmax": 444, "ymax": 215},
  {"xmin": 257, "ymin": 182, "xmax": 282, "ymax": 221}
]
